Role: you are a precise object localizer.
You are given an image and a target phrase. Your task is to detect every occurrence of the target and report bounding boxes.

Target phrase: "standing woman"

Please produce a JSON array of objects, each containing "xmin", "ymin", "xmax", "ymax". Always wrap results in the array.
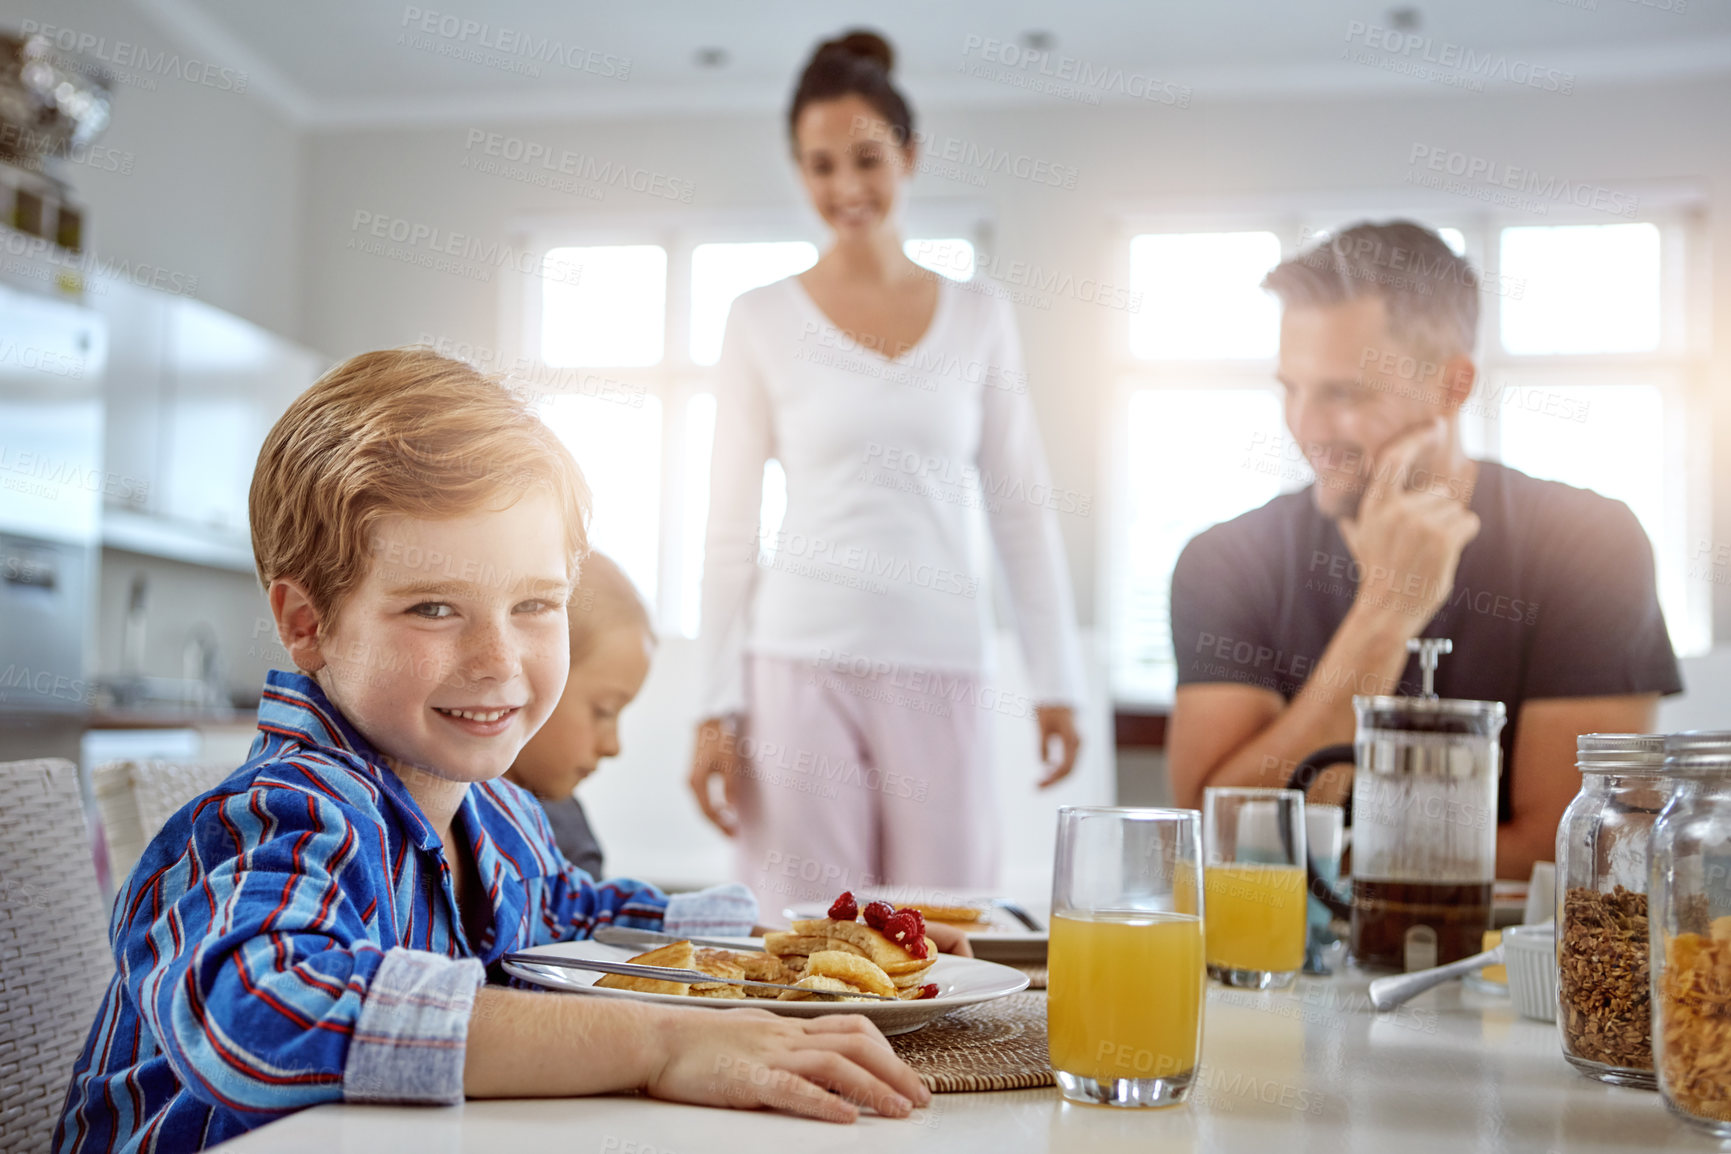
[{"xmin": 688, "ymin": 30, "xmax": 1086, "ymax": 909}]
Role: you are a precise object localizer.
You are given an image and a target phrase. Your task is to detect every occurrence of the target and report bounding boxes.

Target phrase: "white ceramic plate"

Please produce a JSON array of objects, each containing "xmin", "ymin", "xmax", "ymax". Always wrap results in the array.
[
  {"xmin": 785, "ymin": 889, "xmax": 1049, "ymax": 963},
  {"xmin": 503, "ymin": 936, "xmax": 1030, "ymax": 1037}
]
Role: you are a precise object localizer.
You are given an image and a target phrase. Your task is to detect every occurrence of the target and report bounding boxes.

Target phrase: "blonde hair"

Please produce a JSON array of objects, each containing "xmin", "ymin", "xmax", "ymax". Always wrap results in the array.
[
  {"xmin": 249, "ymin": 347, "xmax": 589, "ymax": 619},
  {"xmin": 569, "ymin": 550, "xmax": 655, "ymax": 662}
]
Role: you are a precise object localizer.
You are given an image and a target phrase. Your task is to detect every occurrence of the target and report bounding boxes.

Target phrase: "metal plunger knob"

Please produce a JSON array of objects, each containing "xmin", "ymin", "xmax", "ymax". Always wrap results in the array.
[{"xmin": 1408, "ymin": 637, "xmax": 1453, "ymax": 698}]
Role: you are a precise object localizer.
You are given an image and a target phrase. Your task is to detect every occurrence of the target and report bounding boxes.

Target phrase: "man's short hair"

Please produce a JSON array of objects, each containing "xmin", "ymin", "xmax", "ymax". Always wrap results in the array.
[
  {"xmin": 1262, "ymin": 220, "xmax": 1479, "ymax": 359},
  {"xmin": 249, "ymin": 347, "xmax": 590, "ymax": 620}
]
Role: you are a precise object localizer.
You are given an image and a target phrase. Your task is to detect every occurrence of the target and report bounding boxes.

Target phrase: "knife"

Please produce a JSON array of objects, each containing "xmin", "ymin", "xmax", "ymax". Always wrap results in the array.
[
  {"xmin": 594, "ymin": 925, "xmax": 762, "ymax": 952},
  {"xmin": 503, "ymin": 952, "xmax": 901, "ymax": 1001},
  {"xmin": 993, "ymin": 899, "xmax": 1046, "ymax": 932}
]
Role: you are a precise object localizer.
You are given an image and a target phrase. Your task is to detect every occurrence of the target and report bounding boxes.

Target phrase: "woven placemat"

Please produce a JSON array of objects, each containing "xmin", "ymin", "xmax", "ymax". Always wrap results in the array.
[
  {"xmin": 1012, "ymin": 963, "xmax": 1047, "ymax": 990},
  {"xmin": 890, "ymin": 991, "xmax": 1053, "ymax": 1092}
]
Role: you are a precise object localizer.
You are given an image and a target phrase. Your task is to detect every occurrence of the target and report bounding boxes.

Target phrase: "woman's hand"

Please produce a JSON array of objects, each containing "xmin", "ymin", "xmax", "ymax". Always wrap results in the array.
[
  {"xmin": 688, "ymin": 717, "xmax": 745, "ymax": 836},
  {"xmin": 645, "ymin": 1007, "xmax": 931, "ymax": 1124},
  {"xmin": 1035, "ymin": 704, "xmax": 1081, "ymax": 788}
]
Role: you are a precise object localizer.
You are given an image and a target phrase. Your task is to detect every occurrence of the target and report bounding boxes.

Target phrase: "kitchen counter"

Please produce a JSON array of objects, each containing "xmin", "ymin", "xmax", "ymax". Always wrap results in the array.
[
  {"xmin": 0, "ymin": 705, "xmax": 255, "ymax": 729},
  {"xmin": 208, "ymin": 966, "xmax": 1705, "ymax": 1153}
]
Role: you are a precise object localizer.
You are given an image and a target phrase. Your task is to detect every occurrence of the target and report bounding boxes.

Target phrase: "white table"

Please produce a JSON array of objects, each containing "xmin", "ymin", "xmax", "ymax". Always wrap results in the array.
[{"xmin": 212, "ymin": 969, "xmax": 1710, "ymax": 1153}]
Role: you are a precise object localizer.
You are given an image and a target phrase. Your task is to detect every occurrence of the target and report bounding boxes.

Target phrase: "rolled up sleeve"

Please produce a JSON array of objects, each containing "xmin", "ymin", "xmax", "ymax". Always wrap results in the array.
[
  {"xmin": 343, "ymin": 948, "xmax": 484, "ymax": 1105},
  {"xmin": 665, "ymin": 883, "xmax": 759, "ymax": 938}
]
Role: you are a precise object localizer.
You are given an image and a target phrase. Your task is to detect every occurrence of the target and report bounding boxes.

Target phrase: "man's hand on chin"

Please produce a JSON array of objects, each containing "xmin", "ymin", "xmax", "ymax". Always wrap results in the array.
[{"xmin": 1338, "ymin": 419, "xmax": 1482, "ymax": 632}]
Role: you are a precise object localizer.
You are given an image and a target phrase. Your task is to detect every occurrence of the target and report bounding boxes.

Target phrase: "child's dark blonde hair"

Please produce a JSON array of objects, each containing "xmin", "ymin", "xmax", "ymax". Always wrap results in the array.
[
  {"xmin": 249, "ymin": 347, "xmax": 589, "ymax": 618},
  {"xmin": 570, "ymin": 551, "xmax": 654, "ymax": 661}
]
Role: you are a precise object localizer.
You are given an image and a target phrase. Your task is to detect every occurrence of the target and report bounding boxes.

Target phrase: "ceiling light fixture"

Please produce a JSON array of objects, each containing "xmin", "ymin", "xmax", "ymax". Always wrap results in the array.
[{"xmin": 1386, "ymin": 7, "xmax": 1422, "ymax": 32}]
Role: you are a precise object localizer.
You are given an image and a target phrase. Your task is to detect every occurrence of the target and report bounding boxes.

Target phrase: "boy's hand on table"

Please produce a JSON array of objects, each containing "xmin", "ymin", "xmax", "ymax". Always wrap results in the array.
[
  {"xmin": 646, "ymin": 1007, "xmax": 930, "ymax": 1123},
  {"xmin": 688, "ymin": 717, "xmax": 744, "ymax": 836}
]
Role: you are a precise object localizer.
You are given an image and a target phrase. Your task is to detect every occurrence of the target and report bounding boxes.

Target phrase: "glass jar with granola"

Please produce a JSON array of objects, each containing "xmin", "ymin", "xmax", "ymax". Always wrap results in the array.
[
  {"xmin": 1555, "ymin": 734, "xmax": 1670, "ymax": 1088},
  {"xmin": 1651, "ymin": 731, "xmax": 1731, "ymax": 1136}
]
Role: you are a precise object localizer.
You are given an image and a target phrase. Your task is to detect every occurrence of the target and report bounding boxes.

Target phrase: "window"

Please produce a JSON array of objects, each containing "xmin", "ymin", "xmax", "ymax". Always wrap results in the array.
[
  {"xmin": 1499, "ymin": 224, "xmax": 1661, "ymax": 355},
  {"xmin": 537, "ymin": 393, "xmax": 664, "ymax": 607},
  {"xmin": 757, "ymin": 460, "xmax": 788, "ymax": 563},
  {"xmin": 1111, "ymin": 214, "xmax": 1706, "ymax": 705},
  {"xmin": 541, "ymin": 245, "xmax": 667, "ymax": 367},
  {"xmin": 1128, "ymin": 231, "xmax": 1283, "ymax": 360},
  {"xmin": 1116, "ymin": 391, "xmax": 1287, "ymax": 700},
  {"xmin": 1485, "ymin": 222, "xmax": 1698, "ymax": 655},
  {"xmin": 523, "ymin": 224, "xmax": 984, "ymax": 639},
  {"xmin": 678, "ymin": 393, "xmax": 716, "ymax": 637},
  {"xmin": 689, "ymin": 242, "xmax": 817, "ymax": 366}
]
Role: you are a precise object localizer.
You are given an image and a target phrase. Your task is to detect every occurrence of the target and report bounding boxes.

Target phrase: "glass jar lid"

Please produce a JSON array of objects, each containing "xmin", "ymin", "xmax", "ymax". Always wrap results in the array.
[
  {"xmin": 1664, "ymin": 731, "xmax": 1731, "ymax": 774},
  {"xmin": 1577, "ymin": 733, "xmax": 1668, "ymax": 773}
]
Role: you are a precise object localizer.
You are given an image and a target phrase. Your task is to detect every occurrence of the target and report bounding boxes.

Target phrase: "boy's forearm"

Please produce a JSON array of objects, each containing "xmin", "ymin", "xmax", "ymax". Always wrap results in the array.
[{"xmin": 462, "ymin": 987, "xmax": 669, "ymax": 1098}]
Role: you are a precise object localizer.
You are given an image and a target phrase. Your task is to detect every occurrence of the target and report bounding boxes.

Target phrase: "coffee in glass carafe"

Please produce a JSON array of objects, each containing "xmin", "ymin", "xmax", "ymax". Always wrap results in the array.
[{"xmin": 1290, "ymin": 639, "xmax": 1508, "ymax": 971}]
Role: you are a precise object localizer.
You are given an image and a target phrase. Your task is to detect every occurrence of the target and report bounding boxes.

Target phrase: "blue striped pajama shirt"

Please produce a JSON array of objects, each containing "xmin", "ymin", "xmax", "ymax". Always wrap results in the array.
[{"xmin": 54, "ymin": 670, "xmax": 756, "ymax": 1153}]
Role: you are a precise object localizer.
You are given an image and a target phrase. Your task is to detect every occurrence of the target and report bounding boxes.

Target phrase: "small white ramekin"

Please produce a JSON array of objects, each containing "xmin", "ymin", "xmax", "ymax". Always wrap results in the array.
[{"xmin": 1502, "ymin": 922, "xmax": 1557, "ymax": 1022}]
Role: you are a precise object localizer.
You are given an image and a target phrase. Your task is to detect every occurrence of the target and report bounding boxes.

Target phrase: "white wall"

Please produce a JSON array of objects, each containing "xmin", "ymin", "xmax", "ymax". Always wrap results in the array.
[{"xmin": 1, "ymin": 0, "xmax": 306, "ymax": 336}]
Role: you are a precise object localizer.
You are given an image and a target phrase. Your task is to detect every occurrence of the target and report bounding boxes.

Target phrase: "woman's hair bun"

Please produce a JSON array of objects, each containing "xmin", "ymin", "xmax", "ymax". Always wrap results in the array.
[
  {"xmin": 817, "ymin": 30, "xmax": 894, "ymax": 74},
  {"xmin": 788, "ymin": 28, "xmax": 912, "ymax": 147}
]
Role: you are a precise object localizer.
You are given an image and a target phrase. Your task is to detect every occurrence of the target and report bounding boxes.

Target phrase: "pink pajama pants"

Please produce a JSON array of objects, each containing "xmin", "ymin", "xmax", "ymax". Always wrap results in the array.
[{"xmin": 734, "ymin": 654, "xmax": 999, "ymax": 916}]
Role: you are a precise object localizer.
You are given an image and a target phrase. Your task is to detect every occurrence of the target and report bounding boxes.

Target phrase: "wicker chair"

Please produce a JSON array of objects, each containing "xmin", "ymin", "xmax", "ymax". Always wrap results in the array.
[
  {"xmin": 92, "ymin": 760, "xmax": 233, "ymax": 891},
  {"xmin": 0, "ymin": 759, "xmax": 114, "ymax": 1154}
]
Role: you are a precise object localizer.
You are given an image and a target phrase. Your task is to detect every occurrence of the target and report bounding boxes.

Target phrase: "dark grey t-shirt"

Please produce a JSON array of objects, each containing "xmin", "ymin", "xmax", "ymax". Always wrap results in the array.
[
  {"xmin": 537, "ymin": 794, "xmax": 605, "ymax": 879},
  {"xmin": 1170, "ymin": 461, "xmax": 1683, "ymax": 821}
]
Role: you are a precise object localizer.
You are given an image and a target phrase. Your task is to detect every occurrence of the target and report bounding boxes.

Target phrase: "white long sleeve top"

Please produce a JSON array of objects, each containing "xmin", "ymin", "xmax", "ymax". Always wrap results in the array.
[{"xmin": 697, "ymin": 274, "xmax": 1086, "ymax": 718}]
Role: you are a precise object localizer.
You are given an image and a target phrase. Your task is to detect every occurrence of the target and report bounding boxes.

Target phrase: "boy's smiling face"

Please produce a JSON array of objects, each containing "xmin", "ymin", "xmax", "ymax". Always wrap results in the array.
[{"xmin": 276, "ymin": 490, "xmax": 574, "ymax": 791}]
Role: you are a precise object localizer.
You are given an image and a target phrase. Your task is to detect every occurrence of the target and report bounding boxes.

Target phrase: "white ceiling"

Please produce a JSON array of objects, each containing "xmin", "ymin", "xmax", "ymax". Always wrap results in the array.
[{"xmin": 132, "ymin": 0, "xmax": 1731, "ymax": 127}]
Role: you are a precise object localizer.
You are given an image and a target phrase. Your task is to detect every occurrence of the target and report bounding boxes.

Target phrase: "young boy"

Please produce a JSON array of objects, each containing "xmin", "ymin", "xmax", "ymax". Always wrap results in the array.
[
  {"xmin": 505, "ymin": 550, "xmax": 653, "ymax": 876},
  {"xmin": 54, "ymin": 350, "xmax": 929, "ymax": 1154}
]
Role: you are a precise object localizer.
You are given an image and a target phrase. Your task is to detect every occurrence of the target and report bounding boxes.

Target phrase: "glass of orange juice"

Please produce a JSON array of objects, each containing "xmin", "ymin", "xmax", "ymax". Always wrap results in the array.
[
  {"xmin": 1201, "ymin": 787, "xmax": 1307, "ymax": 990},
  {"xmin": 1048, "ymin": 806, "xmax": 1205, "ymax": 1107}
]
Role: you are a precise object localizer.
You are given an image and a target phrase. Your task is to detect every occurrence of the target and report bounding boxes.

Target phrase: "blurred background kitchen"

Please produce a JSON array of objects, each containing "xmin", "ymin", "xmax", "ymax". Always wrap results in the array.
[{"xmin": 0, "ymin": 0, "xmax": 1726, "ymax": 901}]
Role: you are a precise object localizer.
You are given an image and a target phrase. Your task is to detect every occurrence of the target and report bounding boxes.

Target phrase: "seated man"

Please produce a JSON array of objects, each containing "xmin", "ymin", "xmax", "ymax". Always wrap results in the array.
[{"xmin": 1166, "ymin": 220, "xmax": 1682, "ymax": 880}]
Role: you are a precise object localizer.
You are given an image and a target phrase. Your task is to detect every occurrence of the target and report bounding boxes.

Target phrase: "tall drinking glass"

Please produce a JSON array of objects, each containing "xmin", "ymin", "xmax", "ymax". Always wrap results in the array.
[
  {"xmin": 1048, "ymin": 806, "xmax": 1205, "ymax": 1107},
  {"xmin": 1202, "ymin": 787, "xmax": 1307, "ymax": 989}
]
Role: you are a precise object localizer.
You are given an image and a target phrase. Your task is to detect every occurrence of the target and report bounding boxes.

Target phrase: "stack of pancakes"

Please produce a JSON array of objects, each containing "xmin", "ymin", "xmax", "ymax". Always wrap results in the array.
[{"xmin": 762, "ymin": 917, "xmax": 938, "ymax": 1001}]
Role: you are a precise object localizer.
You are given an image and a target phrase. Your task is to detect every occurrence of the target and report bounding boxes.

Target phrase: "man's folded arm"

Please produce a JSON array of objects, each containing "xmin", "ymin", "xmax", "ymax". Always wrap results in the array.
[
  {"xmin": 1499, "ymin": 694, "xmax": 1658, "ymax": 880},
  {"xmin": 1166, "ymin": 533, "xmax": 1411, "ymax": 807}
]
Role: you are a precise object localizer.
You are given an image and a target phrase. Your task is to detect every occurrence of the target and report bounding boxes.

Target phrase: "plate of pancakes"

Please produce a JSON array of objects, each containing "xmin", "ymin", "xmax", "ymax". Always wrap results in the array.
[
  {"xmin": 504, "ymin": 899, "xmax": 1029, "ymax": 1036},
  {"xmin": 785, "ymin": 887, "xmax": 1048, "ymax": 964}
]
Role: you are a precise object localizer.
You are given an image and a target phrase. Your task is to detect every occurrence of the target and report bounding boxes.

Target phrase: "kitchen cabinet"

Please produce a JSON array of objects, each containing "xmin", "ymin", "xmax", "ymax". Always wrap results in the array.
[
  {"xmin": 96, "ymin": 280, "xmax": 167, "ymax": 516},
  {"xmin": 95, "ymin": 283, "xmax": 325, "ymax": 569},
  {"xmin": 159, "ymin": 298, "xmax": 321, "ymax": 536}
]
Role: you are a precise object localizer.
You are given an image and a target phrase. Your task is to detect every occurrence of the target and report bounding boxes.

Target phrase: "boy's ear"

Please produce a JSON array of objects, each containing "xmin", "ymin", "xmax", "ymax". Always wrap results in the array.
[{"xmin": 269, "ymin": 578, "xmax": 327, "ymax": 674}]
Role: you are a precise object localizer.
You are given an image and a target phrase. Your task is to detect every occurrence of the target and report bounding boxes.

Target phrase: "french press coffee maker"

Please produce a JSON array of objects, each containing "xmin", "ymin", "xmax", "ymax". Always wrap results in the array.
[{"xmin": 1287, "ymin": 638, "xmax": 1507, "ymax": 971}]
